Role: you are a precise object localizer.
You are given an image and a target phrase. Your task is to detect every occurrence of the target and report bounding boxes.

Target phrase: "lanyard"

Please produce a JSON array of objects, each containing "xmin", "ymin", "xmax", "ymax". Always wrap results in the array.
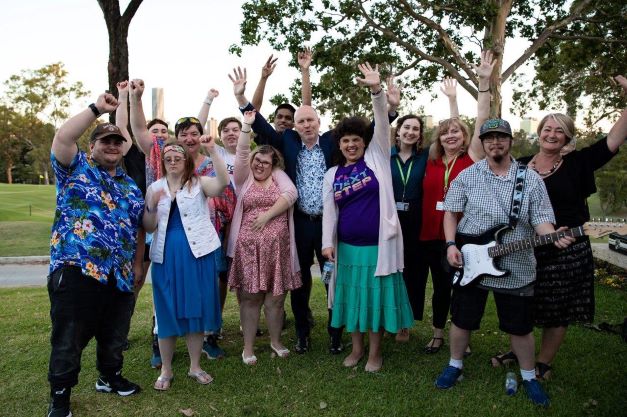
[
  {"xmin": 395, "ymin": 157, "xmax": 414, "ymax": 201},
  {"xmin": 442, "ymin": 154, "xmax": 458, "ymax": 195}
]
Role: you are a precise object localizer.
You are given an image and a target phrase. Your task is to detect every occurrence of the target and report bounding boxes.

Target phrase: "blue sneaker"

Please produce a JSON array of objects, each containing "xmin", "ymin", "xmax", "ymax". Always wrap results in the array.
[
  {"xmin": 435, "ymin": 365, "xmax": 463, "ymax": 389},
  {"xmin": 522, "ymin": 379, "xmax": 550, "ymax": 407},
  {"xmin": 203, "ymin": 334, "xmax": 225, "ymax": 359}
]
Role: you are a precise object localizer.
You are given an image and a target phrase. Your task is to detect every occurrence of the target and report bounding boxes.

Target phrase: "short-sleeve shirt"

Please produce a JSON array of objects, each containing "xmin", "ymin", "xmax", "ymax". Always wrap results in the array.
[
  {"xmin": 443, "ymin": 159, "xmax": 555, "ymax": 289},
  {"xmin": 518, "ymin": 137, "xmax": 617, "ymax": 228},
  {"xmin": 296, "ymin": 141, "xmax": 326, "ymax": 216},
  {"xmin": 49, "ymin": 151, "xmax": 144, "ymax": 292},
  {"xmin": 333, "ymin": 159, "xmax": 380, "ymax": 245}
]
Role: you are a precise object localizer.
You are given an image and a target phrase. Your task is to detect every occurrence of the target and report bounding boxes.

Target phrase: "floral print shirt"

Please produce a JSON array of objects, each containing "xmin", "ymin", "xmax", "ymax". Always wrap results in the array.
[
  {"xmin": 49, "ymin": 151, "xmax": 144, "ymax": 292},
  {"xmin": 295, "ymin": 142, "xmax": 326, "ymax": 215}
]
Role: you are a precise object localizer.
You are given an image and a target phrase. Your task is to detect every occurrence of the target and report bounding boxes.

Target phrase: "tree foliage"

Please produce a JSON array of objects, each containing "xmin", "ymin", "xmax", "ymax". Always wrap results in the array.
[{"xmin": 237, "ymin": 0, "xmax": 625, "ymax": 121}]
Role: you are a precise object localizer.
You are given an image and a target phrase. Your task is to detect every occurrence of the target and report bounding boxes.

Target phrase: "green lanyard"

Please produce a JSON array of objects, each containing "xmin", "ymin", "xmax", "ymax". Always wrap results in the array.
[
  {"xmin": 443, "ymin": 154, "xmax": 459, "ymax": 194},
  {"xmin": 395, "ymin": 157, "xmax": 414, "ymax": 201}
]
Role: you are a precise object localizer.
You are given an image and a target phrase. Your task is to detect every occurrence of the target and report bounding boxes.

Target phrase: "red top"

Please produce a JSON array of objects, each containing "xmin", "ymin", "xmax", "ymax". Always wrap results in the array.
[{"xmin": 420, "ymin": 153, "xmax": 474, "ymax": 241}]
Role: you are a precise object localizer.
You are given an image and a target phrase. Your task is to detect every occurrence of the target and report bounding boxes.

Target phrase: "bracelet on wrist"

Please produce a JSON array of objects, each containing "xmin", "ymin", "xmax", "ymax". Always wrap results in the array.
[
  {"xmin": 445, "ymin": 240, "xmax": 457, "ymax": 249},
  {"xmin": 203, "ymin": 98, "xmax": 214, "ymax": 105},
  {"xmin": 371, "ymin": 88, "xmax": 383, "ymax": 95},
  {"xmin": 241, "ymin": 129, "xmax": 252, "ymax": 133},
  {"xmin": 89, "ymin": 103, "xmax": 100, "ymax": 117},
  {"xmin": 478, "ymin": 88, "xmax": 490, "ymax": 93}
]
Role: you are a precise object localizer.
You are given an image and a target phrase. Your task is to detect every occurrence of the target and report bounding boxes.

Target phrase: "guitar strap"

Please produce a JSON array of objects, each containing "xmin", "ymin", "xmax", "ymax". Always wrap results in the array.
[{"xmin": 508, "ymin": 163, "xmax": 527, "ymax": 229}]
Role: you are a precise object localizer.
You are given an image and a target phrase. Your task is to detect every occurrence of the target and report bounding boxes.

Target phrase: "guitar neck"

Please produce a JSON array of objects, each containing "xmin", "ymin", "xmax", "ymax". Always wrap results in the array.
[{"xmin": 488, "ymin": 226, "xmax": 585, "ymax": 258}]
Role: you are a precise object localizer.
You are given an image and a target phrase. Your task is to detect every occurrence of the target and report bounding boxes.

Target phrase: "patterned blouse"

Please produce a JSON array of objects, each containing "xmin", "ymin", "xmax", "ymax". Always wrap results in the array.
[
  {"xmin": 296, "ymin": 142, "xmax": 326, "ymax": 215},
  {"xmin": 49, "ymin": 151, "xmax": 144, "ymax": 293}
]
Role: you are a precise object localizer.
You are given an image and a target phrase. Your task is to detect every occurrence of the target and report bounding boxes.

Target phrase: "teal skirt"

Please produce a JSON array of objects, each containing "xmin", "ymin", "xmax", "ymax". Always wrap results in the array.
[{"xmin": 331, "ymin": 242, "xmax": 414, "ymax": 333}]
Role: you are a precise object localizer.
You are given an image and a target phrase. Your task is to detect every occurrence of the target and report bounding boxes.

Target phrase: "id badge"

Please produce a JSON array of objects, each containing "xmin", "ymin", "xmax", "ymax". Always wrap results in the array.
[
  {"xmin": 396, "ymin": 202, "xmax": 409, "ymax": 211},
  {"xmin": 435, "ymin": 201, "xmax": 444, "ymax": 211}
]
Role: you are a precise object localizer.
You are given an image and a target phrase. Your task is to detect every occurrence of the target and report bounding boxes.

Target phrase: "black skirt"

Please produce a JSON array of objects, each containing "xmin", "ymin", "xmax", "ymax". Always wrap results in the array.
[{"xmin": 533, "ymin": 236, "xmax": 595, "ymax": 327}]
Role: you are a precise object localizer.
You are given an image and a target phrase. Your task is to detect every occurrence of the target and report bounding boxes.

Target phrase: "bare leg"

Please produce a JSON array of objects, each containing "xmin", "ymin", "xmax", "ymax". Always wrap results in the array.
[
  {"xmin": 219, "ymin": 277, "xmax": 228, "ymax": 313},
  {"xmin": 343, "ymin": 332, "xmax": 364, "ymax": 367},
  {"xmin": 537, "ymin": 326, "xmax": 567, "ymax": 365},
  {"xmin": 365, "ymin": 329, "xmax": 383, "ymax": 372},
  {"xmin": 239, "ymin": 290, "xmax": 264, "ymax": 358},
  {"xmin": 157, "ymin": 336, "xmax": 176, "ymax": 379},
  {"xmin": 185, "ymin": 332, "xmax": 206, "ymax": 374},
  {"xmin": 510, "ymin": 332, "xmax": 535, "ymax": 372},
  {"xmin": 264, "ymin": 293, "xmax": 287, "ymax": 350},
  {"xmin": 449, "ymin": 324, "xmax": 470, "ymax": 361}
]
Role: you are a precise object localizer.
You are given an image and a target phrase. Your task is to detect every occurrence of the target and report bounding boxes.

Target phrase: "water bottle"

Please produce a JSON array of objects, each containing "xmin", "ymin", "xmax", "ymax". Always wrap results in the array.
[
  {"xmin": 505, "ymin": 371, "xmax": 518, "ymax": 395},
  {"xmin": 321, "ymin": 261, "xmax": 334, "ymax": 284}
]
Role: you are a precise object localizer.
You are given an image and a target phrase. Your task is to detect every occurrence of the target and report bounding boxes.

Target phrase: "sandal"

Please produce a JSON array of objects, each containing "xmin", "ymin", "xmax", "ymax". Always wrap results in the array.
[
  {"xmin": 153, "ymin": 374, "xmax": 173, "ymax": 391},
  {"xmin": 424, "ymin": 337, "xmax": 444, "ymax": 354},
  {"xmin": 395, "ymin": 328, "xmax": 410, "ymax": 343},
  {"xmin": 187, "ymin": 370, "xmax": 213, "ymax": 385},
  {"xmin": 242, "ymin": 351, "xmax": 258, "ymax": 365},
  {"xmin": 270, "ymin": 344, "xmax": 290, "ymax": 358},
  {"xmin": 536, "ymin": 362, "xmax": 552, "ymax": 380},
  {"xmin": 490, "ymin": 351, "xmax": 518, "ymax": 368}
]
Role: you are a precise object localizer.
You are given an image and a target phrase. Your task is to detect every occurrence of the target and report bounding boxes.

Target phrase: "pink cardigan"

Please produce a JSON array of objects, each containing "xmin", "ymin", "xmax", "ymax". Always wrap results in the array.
[
  {"xmin": 226, "ymin": 136, "xmax": 300, "ymax": 276},
  {"xmin": 322, "ymin": 91, "xmax": 404, "ymax": 306}
]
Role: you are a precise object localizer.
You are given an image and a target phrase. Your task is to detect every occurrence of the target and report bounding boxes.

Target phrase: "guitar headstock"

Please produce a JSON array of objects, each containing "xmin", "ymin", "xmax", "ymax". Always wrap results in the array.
[{"xmin": 582, "ymin": 221, "xmax": 627, "ymax": 238}]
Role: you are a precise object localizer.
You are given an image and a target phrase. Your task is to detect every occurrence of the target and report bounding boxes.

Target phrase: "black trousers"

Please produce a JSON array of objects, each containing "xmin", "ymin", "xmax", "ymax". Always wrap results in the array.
[
  {"xmin": 291, "ymin": 211, "xmax": 342, "ymax": 340},
  {"xmin": 415, "ymin": 240, "xmax": 452, "ymax": 329},
  {"xmin": 47, "ymin": 265, "xmax": 134, "ymax": 389}
]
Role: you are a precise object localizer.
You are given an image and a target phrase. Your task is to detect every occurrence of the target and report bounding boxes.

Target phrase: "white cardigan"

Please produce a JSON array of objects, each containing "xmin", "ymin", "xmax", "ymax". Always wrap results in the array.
[{"xmin": 148, "ymin": 177, "xmax": 221, "ymax": 264}]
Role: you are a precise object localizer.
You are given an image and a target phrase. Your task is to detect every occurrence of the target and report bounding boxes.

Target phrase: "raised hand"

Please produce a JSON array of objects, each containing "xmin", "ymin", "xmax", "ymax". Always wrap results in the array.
[
  {"xmin": 440, "ymin": 77, "xmax": 457, "ymax": 98},
  {"xmin": 207, "ymin": 88, "xmax": 219, "ymax": 100},
  {"xmin": 129, "ymin": 79, "xmax": 145, "ymax": 99},
  {"xmin": 149, "ymin": 189, "xmax": 167, "ymax": 211},
  {"xmin": 199, "ymin": 135, "xmax": 216, "ymax": 154},
  {"xmin": 355, "ymin": 62, "xmax": 381, "ymax": 89},
  {"xmin": 386, "ymin": 75, "xmax": 401, "ymax": 109},
  {"xmin": 95, "ymin": 92, "xmax": 119, "ymax": 114},
  {"xmin": 242, "ymin": 110, "xmax": 256, "ymax": 126},
  {"xmin": 298, "ymin": 47, "xmax": 312, "ymax": 70},
  {"xmin": 261, "ymin": 55, "xmax": 278, "ymax": 79},
  {"xmin": 117, "ymin": 80, "xmax": 129, "ymax": 96},
  {"xmin": 475, "ymin": 50, "xmax": 496, "ymax": 80},
  {"xmin": 228, "ymin": 67, "xmax": 247, "ymax": 97}
]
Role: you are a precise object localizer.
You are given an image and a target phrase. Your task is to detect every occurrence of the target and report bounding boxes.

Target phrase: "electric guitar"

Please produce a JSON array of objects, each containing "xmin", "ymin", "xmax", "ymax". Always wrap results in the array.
[{"xmin": 452, "ymin": 221, "xmax": 627, "ymax": 287}]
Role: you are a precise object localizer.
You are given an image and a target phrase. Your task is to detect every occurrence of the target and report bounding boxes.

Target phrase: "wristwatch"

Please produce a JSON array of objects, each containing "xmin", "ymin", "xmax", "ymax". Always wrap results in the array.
[{"xmin": 445, "ymin": 241, "xmax": 456, "ymax": 249}]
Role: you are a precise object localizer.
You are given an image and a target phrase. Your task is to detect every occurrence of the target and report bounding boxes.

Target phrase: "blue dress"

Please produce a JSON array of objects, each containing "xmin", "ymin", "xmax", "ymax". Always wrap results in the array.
[{"xmin": 152, "ymin": 203, "xmax": 221, "ymax": 338}]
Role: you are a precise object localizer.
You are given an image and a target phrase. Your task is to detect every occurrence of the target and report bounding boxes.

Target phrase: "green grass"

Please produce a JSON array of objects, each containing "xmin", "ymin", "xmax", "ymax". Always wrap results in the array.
[
  {"xmin": 0, "ymin": 184, "xmax": 56, "ymax": 256},
  {"xmin": 0, "ymin": 281, "xmax": 625, "ymax": 417}
]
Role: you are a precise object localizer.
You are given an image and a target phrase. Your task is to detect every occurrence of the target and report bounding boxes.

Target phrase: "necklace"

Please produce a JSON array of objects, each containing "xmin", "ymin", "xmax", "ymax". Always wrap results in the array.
[{"xmin": 530, "ymin": 155, "xmax": 562, "ymax": 177}]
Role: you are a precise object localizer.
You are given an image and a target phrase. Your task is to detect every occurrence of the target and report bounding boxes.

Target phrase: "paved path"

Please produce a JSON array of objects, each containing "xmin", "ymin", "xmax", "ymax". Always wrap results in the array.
[{"xmin": 0, "ymin": 244, "xmax": 623, "ymax": 287}]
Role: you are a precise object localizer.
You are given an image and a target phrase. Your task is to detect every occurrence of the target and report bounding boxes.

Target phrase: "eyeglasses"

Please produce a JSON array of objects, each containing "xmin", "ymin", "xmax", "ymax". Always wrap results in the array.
[
  {"xmin": 164, "ymin": 157, "xmax": 185, "ymax": 164},
  {"xmin": 481, "ymin": 134, "xmax": 510, "ymax": 143},
  {"xmin": 252, "ymin": 157, "xmax": 272, "ymax": 168},
  {"xmin": 175, "ymin": 117, "xmax": 201, "ymax": 128}
]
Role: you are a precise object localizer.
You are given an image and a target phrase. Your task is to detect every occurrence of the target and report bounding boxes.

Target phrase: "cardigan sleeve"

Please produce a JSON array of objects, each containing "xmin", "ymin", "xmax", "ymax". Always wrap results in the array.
[
  {"xmin": 273, "ymin": 169, "xmax": 298, "ymax": 206},
  {"xmin": 233, "ymin": 136, "xmax": 252, "ymax": 190},
  {"xmin": 321, "ymin": 168, "xmax": 338, "ymax": 250},
  {"xmin": 366, "ymin": 91, "xmax": 391, "ymax": 160}
]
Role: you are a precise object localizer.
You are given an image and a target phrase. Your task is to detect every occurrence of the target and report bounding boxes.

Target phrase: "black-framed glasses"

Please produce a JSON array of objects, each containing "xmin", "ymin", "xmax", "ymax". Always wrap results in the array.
[
  {"xmin": 252, "ymin": 156, "xmax": 272, "ymax": 167},
  {"xmin": 175, "ymin": 117, "xmax": 201, "ymax": 127}
]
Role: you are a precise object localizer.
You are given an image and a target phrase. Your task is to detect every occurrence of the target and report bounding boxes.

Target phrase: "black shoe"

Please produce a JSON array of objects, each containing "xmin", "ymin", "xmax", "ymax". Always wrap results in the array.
[
  {"xmin": 123, "ymin": 339, "xmax": 130, "ymax": 351},
  {"xmin": 329, "ymin": 336, "xmax": 344, "ymax": 355},
  {"xmin": 47, "ymin": 387, "xmax": 71, "ymax": 417},
  {"xmin": 95, "ymin": 372, "xmax": 141, "ymax": 396},
  {"xmin": 294, "ymin": 336, "xmax": 311, "ymax": 354}
]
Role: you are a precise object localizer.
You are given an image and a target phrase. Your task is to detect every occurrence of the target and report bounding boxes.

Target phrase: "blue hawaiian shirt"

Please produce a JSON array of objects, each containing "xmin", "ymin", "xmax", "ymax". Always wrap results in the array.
[
  {"xmin": 49, "ymin": 150, "xmax": 144, "ymax": 292},
  {"xmin": 296, "ymin": 141, "xmax": 326, "ymax": 215}
]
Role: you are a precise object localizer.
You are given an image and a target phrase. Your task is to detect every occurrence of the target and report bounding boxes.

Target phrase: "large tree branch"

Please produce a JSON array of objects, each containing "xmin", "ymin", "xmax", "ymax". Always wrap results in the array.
[
  {"xmin": 549, "ymin": 34, "xmax": 627, "ymax": 44},
  {"xmin": 396, "ymin": 0, "xmax": 478, "ymax": 83},
  {"xmin": 502, "ymin": 0, "xmax": 594, "ymax": 81},
  {"xmin": 121, "ymin": 0, "xmax": 143, "ymax": 28},
  {"xmin": 357, "ymin": 3, "xmax": 478, "ymax": 97}
]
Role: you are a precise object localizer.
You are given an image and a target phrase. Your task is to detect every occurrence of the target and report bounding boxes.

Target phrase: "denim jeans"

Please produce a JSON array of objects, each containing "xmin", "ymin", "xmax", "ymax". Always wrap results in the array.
[{"xmin": 47, "ymin": 265, "xmax": 134, "ymax": 389}]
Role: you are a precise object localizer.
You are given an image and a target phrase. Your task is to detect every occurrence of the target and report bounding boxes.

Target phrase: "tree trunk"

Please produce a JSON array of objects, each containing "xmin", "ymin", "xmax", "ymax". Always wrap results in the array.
[
  {"xmin": 484, "ymin": 0, "xmax": 513, "ymax": 118},
  {"xmin": 6, "ymin": 162, "xmax": 13, "ymax": 184},
  {"xmin": 43, "ymin": 168, "xmax": 49, "ymax": 185}
]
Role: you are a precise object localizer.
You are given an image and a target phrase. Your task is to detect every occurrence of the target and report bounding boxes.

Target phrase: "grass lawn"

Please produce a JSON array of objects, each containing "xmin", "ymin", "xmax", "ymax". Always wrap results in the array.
[
  {"xmin": 0, "ymin": 280, "xmax": 625, "ymax": 417},
  {"xmin": 0, "ymin": 184, "xmax": 56, "ymax": 256}
]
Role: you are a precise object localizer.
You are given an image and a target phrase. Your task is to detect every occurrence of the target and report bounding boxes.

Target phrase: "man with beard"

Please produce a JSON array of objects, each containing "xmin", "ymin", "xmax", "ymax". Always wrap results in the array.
[{"xmin": 434, "ymin": 118, "xmax": 574, "ymax": 407}]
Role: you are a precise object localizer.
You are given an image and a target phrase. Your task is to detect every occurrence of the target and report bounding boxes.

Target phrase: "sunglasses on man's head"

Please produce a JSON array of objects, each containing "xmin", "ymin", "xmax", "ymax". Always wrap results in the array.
[{"xmin": 175, "ymin": 117, "xmax": 201, "ymax": 128}]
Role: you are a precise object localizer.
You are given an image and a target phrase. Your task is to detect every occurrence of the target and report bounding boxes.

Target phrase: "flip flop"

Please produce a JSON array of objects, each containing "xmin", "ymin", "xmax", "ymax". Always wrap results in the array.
[
  {"xmin": 424, "ymin": 337, "xmax": 444, "ymax": 354},
  {"xmin": 490, "ymin": 351, "xmax": 518, "ymax": 368},
  {"xmin": 153, "ymin": 375, "xmax": 173, "ymax": 391},
  {"xmin": 187, "ymin": 370, "xmax": 213, "ymax": 385}
]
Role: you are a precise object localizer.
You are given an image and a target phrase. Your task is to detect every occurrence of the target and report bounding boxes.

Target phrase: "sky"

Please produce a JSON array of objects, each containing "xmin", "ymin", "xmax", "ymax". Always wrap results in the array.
[{"xmin": 1, "ymin": 0, "xmax": 546, "ymax": 132}]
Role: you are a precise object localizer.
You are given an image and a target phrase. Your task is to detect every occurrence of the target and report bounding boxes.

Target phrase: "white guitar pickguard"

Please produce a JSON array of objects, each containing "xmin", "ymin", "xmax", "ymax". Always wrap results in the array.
[{"xmin": 460, "ymin": 241, "xmax": 506, "ymax": 286}]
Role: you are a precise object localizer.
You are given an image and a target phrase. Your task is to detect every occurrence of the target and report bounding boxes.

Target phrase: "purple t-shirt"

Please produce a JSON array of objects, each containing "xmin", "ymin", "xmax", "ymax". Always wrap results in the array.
[{"xmin": 333, "ymin": 159, "xmax": 379, "ymax": 246}]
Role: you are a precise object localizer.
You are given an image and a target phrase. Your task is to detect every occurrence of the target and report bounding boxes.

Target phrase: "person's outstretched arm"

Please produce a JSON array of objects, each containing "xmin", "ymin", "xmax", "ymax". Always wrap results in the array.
[
  {"xmin": 251, "ymin": 55, "xmax": 278, "ymax": 111},
  {"xmin": 129, "ymin": 79, "xmax": 153, "ymax": 155},
  {"xmin": 440, "ymin": 77, "xmax": 459, "ymax": 118},
  {"xmin": 468, "ymin": 50, "xmax": 496, "ymax": 162},
  {"xmin": 607, "ymin": 75, "xmax": 627, "ymax": 153},
  {"xmin": 115, "ymin": 80, "xmax": 133, "ymax": 156},
  {"xmin": 298, "ymin": 47, "xmax": 313, "ymax": 106},
  {"xmin": 197, "ymin": 88, "xmax": 219, "ymax": 128}
]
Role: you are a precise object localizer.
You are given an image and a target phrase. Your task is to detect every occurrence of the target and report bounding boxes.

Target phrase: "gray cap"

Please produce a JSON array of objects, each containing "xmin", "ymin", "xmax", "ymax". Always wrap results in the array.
[{"xmin": 479, "ymin": 118, "xmax": 512, "ymax": 139}]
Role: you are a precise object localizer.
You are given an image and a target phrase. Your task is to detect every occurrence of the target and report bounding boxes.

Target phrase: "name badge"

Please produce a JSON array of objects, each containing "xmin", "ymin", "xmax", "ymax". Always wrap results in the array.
[
  {"xmin": 435, "ymin": 201, "xmax": 444, "ymax": 211},
  {"xmin": 396, "ymin": 202, "xmax": 409, "ymax": 211}
]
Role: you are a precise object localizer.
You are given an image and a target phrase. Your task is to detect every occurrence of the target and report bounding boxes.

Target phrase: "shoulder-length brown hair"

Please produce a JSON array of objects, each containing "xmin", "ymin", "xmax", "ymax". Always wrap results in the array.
[
  {"xmin": 250, "ymin": 144, "xmax": 285, "ymax": 170},
  {"xmin": 160, "ymin": 140, "xmax": 197, "ymax": 190},
  {"xmin": 428, "ymin": 118, "xmax": 470, "ymax": 161}
]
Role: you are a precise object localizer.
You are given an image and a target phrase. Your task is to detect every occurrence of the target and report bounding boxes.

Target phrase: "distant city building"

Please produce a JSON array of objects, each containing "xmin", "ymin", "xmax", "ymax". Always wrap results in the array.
[
  {"xmin": 520, "ymin": 117, "xmax": 539, "ymax": 136},
  {"xmin": 152, "ymin": 88, "xmax": 164, "ymax": 120},
  {"xmin": 424, "ymin": 115, "xmax": 434, "ymax": 129}
]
